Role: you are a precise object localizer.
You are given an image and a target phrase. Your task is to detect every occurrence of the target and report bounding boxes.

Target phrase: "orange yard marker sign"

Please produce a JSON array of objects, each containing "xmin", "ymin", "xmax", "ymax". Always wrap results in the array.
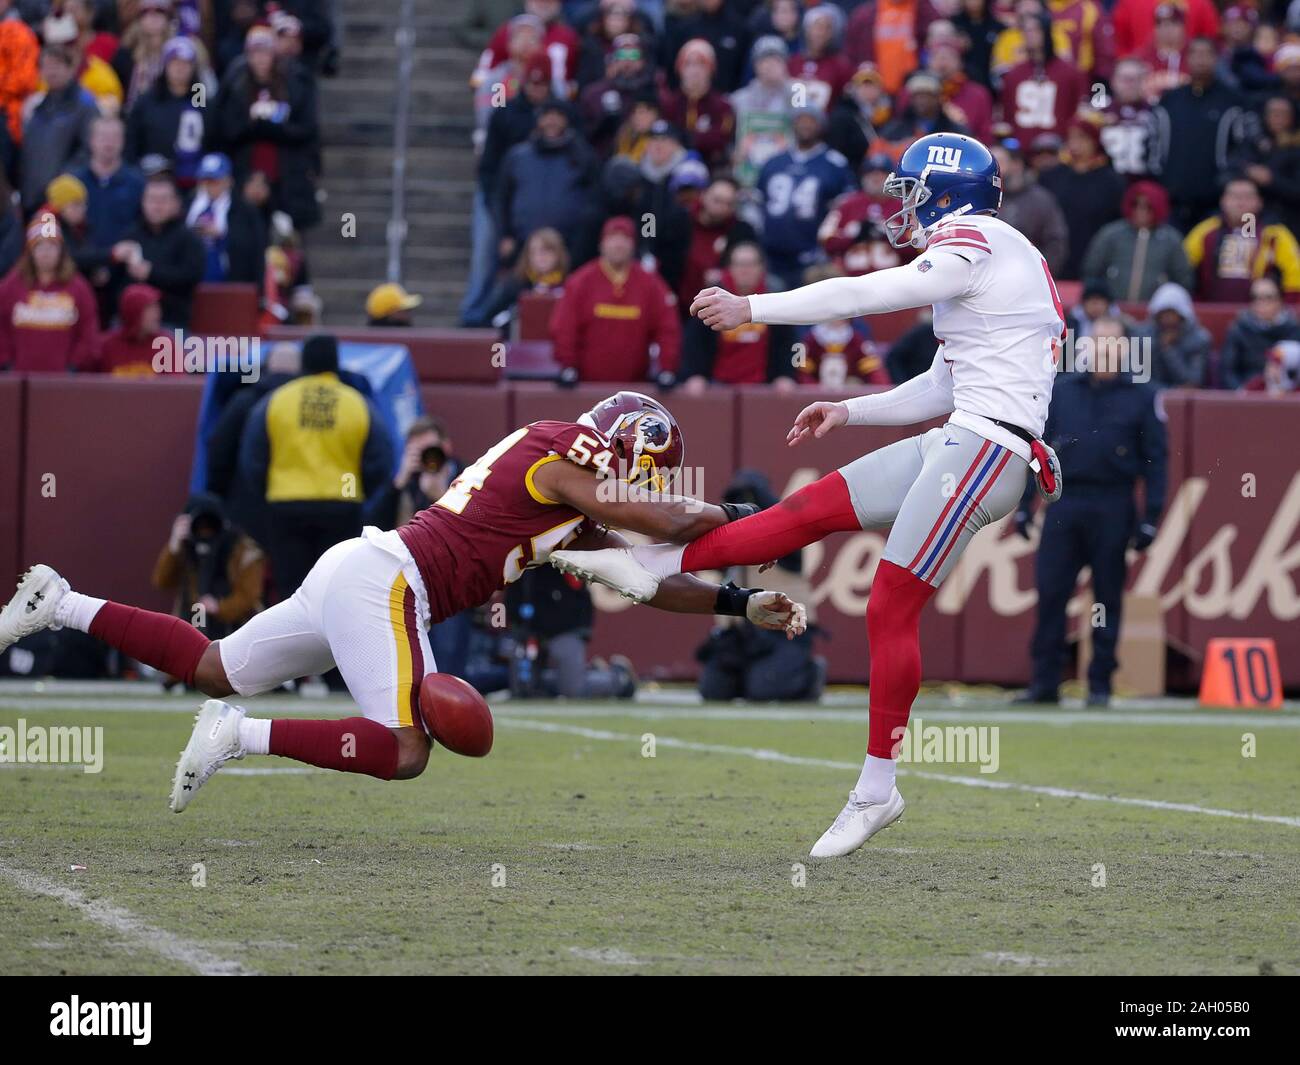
[{"xmin": 1198, "ymin": 638, "xmax": 1283, "ymax": 709}]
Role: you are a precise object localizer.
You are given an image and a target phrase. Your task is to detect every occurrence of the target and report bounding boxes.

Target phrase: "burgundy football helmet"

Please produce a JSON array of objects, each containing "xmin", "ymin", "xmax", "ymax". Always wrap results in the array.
[{"xmin": 577, "ymin": 391, "xmax": 686, "ymax": 492}]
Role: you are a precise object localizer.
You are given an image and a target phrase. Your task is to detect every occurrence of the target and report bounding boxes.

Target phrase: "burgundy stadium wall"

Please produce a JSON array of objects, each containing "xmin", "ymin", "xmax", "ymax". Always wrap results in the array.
[{"xmin": 6, "ymin": 376, "xmax": 1300, "ymax": 688}]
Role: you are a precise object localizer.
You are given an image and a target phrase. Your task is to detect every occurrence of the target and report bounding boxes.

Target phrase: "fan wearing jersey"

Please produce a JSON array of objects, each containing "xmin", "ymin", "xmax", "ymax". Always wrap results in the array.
[
  {"xmin": 552, "ymin": 133, "xmax": 1066, "ymax": 859},
  {"xmin": 0, "ymin": 393, "xmax": 807, "ymax": 813}
]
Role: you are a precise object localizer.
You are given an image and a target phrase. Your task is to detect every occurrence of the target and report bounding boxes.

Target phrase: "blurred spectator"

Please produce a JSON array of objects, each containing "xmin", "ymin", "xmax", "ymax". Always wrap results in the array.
[
  {"xmin": 1234, "ymin": 95, "xmax": 1300, "ymax": 239},
  {"xmin": 1112, "ymin": 0, "xmax": 1219, "ymax": 57},
  {"xmin": 659, "ymin": 37, "xmax": 735, "ymax": 170},
  {"xmin": 757, "ymin": 106, "xmax": 852, "ymax": 290},
  {"xmin": 993, "ymin": 140, "xmax": 1068, "ymax": 276},
  {"xmin": 0, "ymin": 172, "xmax": 22, "ymax": 276},
  {"xmin": 472, "ymin": 13, "xmax": 545, "ymax": 139},
  {"xmin": 46, "ymin": 172, "xmax": 113, "ymax": 322},
  {"xmin": 98, "ymin": 281, "xmax": 164, "ymax": 375},
  {"xmin": 0, "ymin": 0, "xmax": 39, "ymax": 147},
  {"xmin": 117, "ymin": 173, "xmax": 204, "ymax": 329},
  {"xmin": 1140, "ymin": 281, "xmax": 1210, "ymax": 388},
  {"xmin": 0, "ymin": 213, "xmax": 99, "ymax": 372},
  {"xmin": 826, "ymin": 62, "xmax": 891, "ymax": 173},
  {"xmin": 551, "ymin": 215, "xmax": 680, "ymax": 385},
  {"xmin": 1218, "ymin": 6, "xmax": 1271, "ymax": 96},
  {"xmin": 681, "ymin": 240, "xmax": 795, "ymax": 388},
  {"xmin": 951, "ymin": 0, "xmax": 1004, "ymax": 90},
  {"xmin": 1272, "ymin": 41, "xmax": 1300, "ymax": 112},
  {"xmin": 818, "ymin": 154, "xmax": 907, "ymax": 276},
  {"xmin": 1014, "ymin": 315, "xmax": 1167, "ymax": 709},
  {"xmin": 1154, "ymin": 36, "xmax": 1250, "ymax": 232},
  {"xmin": 41, "ymin": 6, "xmax": 123, "ymax": 110},
  {"xmin": 749, "ymin": 0, "xmax": 803, "ymax": 57},
  {"xmin": 67, "ymin": 0, "xmax": 117, "ymax": 66},
  {"xmin": 676, "ymin": 176, "xmax": 756, "ymax": 306},
  {"xmin": 477, "ymin": 0, "xmax": 578, "ymax": 96},
  {"xmin": 921, "ymin": 40, "xmax": 993, "ymax": 142},
  {"xmin": 214, "ymin": 24, "xmax": 321, "ymax": 231},
  {"xmin": 1081, "ymin": 179, "xmax": 1193, "ymax": 302},
  {"xmin": 19, "ymin": 45, "xmax": 97, "ymax": 215},
  {"xmin": 463, "ymin": 52, "xmax": 557, "ymax": 327},
  {"xmin": 578, "ymin": 32, "xmax": 658, "ymax": 158},
  {"xmin": 496, "ymin": 99, "xmax": 599, "ymax": 266},
  {"xmin": 844, "ymin": 0, "xmax": 937, "ymax": 96},
  {"xmin": 1000, "ymin": 11, "xmax": 1084, "ymax": 147},
  {"xmin": 577, "ymin": 0, "xmax": 654, "ymax": 89},
  {"xmin": 795, "ymin": 312, "xmax": 890, "ymax": 388},
  {"xmin": 111, "ymin": 0, "xmax": 174, "ymax": 110},
  {"xmin": 1219, "ymin": 277, "xmax": 1300, "ymax": 390},
  {"xmin": 1138, "ymin": 4, "xmax": 1190, "ymax": 101},
  {"xmin": 482, "ymin": 226, "xmax": 569, "ymax": 327},
  {"xmin": 71, "ymin": 115, "xmax": 143, "ymax": 249},
  {"xmin": 876, "ymin": 71, "xmax": 970, "ymax": 151},
  {"xmin": 1099, "ymin": 57, "xmax": 1159, "ymax": 178},
  {"xmin": 1241, "ymin": 339, "xmax": 1300, "ymax": 394},
  {"xmin": 1039, "ymin": 118, "xmax": 1124, "ymax": 280},
  {"xmin": 238, "ymin": 334, "xmax": 394, "ymax": 601},
  {"xmin": 152, "ymin": 493, "xmax": 265, "ymax": 646},
  {"xmin": 365, "ymin": 281, "xmax": 422, "ymax": 327},
  {"xmin": 731, "ymin": 35, "xmax": 795, "ymax": 185},
  {"xmin": 990, "ymin": 0, "xmax": 1073, "ymax": 79},
  {"xmin": 125, "ymin": 35, "xmax": 208, "ymax": 188},
  {"xmin": 631, "ymin": 120, "xmax": 692, "ymax": 280},
  {"xmin": 662, "ymin": 0, "xmax": 750, "ymax": 94},
  {"xmin": 1028, "ymin": 130, "xmax": 1063, "ymax": 176},
  {"xmin": 1066, "ymin": 277, "xmax": 1134, "ymax": 340},
  {"xmin": 186, "ymin": 151, "xmax": 268, "ymax": 284},
  {"xmin": 1184, "ymin": 177, "xmax": 1300, "ymax": 301},
  {"xmin": 789, "ymin": 5, "xmax": 852, "ymax": 113},
  {"xmin": 611, "ymin": 93, "xmax": 661, "ymax": 162}
]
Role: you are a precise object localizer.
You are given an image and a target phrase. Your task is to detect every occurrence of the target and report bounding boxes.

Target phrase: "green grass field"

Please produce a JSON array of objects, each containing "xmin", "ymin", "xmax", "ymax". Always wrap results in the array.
[{"xmin": 1, "ymin": 684, "xmax": 1297, "ymax": 975}]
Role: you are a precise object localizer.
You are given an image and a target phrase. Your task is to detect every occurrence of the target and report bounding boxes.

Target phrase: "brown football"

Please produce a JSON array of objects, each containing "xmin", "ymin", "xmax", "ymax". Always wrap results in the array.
[{"xmin": 419, "ymin": 673, "xmax": 494, "ymax": 757}]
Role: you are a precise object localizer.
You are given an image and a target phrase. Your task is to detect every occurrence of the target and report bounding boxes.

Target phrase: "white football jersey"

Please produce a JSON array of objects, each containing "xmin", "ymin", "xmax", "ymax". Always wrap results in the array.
[{"xmin": 922, "ymin": 214, "xmax": 1063, "ymax": 453}]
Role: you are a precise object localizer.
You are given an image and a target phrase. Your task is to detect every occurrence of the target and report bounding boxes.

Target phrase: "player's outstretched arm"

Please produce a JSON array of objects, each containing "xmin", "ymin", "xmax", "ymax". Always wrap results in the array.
[
  {"xmin": 565, "ymin": 524, "xmax": 807, "ymax": 638},
  {"xmin": 690, "ymin": 253, "xmax": 972, "ymax": 330},
  {"xmin": 533, "ymin": 457, "xmax": 729, "ymax": 544}
]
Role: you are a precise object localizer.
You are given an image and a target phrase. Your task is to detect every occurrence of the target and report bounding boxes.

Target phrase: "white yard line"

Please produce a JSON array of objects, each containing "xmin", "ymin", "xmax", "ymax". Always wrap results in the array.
[
  {"xmin": 499, "ymin": 719, "xmax": 1300, "ymax": 830},
  {"xmin": 2, "ymin": 696, "xmax": 1296, "ymax": 729},
  {"xmin": 0, "ymin": 858, "xmax": 257, "ymax": 975}
]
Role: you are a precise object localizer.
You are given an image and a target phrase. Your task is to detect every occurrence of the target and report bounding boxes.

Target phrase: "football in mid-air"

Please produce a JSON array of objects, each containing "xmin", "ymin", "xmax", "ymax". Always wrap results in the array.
[{"xmin": 420, "ymin": 673, "xmax": 494, "ymax": 757}]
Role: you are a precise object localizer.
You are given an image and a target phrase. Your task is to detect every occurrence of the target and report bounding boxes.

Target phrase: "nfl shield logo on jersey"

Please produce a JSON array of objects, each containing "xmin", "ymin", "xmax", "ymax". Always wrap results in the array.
[{"xmin": 917, "ymin": 259, "xmax": 933, "ymax": 273}]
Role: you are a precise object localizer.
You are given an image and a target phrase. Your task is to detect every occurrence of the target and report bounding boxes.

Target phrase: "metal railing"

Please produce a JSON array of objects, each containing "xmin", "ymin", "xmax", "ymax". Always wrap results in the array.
[{"xmin": 387, "ymin": 0, "xmax": 416, "ymax": 283}]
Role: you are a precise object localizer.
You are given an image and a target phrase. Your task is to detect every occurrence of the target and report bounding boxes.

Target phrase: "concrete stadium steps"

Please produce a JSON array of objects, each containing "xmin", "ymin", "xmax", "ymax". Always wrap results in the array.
[{"xmin": 304, "ymin": 0, "xmax": 480, "ymax": 325}]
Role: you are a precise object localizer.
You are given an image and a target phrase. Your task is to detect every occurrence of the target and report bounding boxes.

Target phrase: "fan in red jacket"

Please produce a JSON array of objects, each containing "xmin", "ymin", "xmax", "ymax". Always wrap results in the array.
[
  {"xmin": 1112, "ymin": 0, "xmax": 1218, "ymax": 59},
  {"xmin": 1000, "ymin": 11, "xmax": 1087, "ymax": 146},
  {"xmin": 551, "ymin": 216, "xmax": 681, "ymax": 384},
  {"xmin": 476, "ymin": 1, "xmax": 579, "ymax": 90},
  {"xmin": 0, "ymin": 214, "xmax": 99, "ymax": 373},
  {"xmin": 659, "ymin": 38, "xmax": 735, "ymax": 170},
  {"xmin": 99, "ymin": 283, "xmax": 167, "ymax": 375}
]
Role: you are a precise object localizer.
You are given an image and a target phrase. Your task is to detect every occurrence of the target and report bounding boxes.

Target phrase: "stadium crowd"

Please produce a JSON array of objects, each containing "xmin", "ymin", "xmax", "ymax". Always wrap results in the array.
[
  {"xmin": 460, "ymin": 0, "xmax": 1300, "ymax": 395},
  {"xmin": 0, "ymin": 0, "xmax": 331, "ymax": 374}
]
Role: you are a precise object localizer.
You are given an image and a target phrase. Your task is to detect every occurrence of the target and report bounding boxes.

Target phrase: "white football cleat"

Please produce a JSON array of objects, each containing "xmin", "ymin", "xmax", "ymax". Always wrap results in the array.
[
  {"xmin": 0, "ymin": 564, "xmax": 68, "ymax": 654},
  {"xmin": 809, "ymin": 787, "xmax": 906, "ymax": 858},
  {"xmin": 550, "ymin": 547, "xmax": 662, "ymax": 603},
  {"xmin": 170, "ymin": 700, "xmax": 246, "ymax": 813}
]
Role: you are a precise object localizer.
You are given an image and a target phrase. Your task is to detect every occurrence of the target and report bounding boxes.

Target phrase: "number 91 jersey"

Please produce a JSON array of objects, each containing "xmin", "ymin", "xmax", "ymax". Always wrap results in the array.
[{"xmin": 397, "ymin": 421, "xmax": 610, "ymax": 624}]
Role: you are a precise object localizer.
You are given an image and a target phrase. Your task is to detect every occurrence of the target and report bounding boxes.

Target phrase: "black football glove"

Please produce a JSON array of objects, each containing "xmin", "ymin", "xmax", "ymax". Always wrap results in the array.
[
  {"xmin": 557, "ymin": 366, "xmax": 580, "ymax": 389},
  {"xmin": 721, "ymin": 501, "xmax": 760, "ymax": 523},
  {"xmin": 1132, "ymin": 523, "xmax": 1157, "ymax": 551}
]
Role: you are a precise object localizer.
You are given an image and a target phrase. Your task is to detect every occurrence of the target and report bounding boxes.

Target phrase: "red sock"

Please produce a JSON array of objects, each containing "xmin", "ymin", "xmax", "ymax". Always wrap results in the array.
[
  {"xmin": 89, "ymin": 602, "xmax": 210, "ymax": 686},
  {"xmin": 681, "ymin": 471, "xmax": 861, "ymax": 572},
  {"xmin": 270, "ymin": 717, "xmax": 399, "ymax": 779},
  {"xmin": 865, "ymin": 561, "xmax": 936, "ymax": 759}
]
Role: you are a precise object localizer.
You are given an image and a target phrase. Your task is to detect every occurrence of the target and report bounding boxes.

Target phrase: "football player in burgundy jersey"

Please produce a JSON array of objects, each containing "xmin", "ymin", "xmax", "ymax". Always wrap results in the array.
[{"xmin": 0, "ymin": 392, "xmax": 806, "ymax": 812}]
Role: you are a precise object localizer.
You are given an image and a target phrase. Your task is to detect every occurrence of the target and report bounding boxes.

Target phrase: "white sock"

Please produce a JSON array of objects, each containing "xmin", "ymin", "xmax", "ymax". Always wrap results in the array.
[
  {"xmin": 629, "ymin": 543, "xmax": 686, "ymax": 579},
  {"xmin": 237, "ymin": 717, "xmax": 271, "ymax": 755},
  {"xmin": 854, "ymin": 754, "xmax": 896, "ymax": 805},
  {"xmin": 54, "ymin": 591, "xmax": 107, "ymax": 633}
]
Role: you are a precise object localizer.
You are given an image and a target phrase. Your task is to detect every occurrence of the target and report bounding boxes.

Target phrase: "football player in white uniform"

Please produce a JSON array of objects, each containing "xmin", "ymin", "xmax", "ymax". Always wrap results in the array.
[{"xmin": 553, "ymin": 133, "xmax": 1066, "ymax": 858}]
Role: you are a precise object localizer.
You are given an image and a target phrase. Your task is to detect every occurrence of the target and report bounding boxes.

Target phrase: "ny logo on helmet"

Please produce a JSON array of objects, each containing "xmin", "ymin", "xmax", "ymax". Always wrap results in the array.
[{"xmin": 926, "ymin": 145, "xmax": 962, "ymax": 169}]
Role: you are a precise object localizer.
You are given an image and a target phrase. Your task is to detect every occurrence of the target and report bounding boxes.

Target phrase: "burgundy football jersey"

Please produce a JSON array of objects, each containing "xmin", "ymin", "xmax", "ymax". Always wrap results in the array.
[{"xmin": 398, "ymin": 420, "xmax": 611, "ymax": 623}]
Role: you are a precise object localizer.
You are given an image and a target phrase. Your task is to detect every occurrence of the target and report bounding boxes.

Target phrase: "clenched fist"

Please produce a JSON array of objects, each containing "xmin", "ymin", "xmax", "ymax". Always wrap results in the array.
[{"xmin": 690, "ymin": 286, "xmax": 752, "ymax": 331}]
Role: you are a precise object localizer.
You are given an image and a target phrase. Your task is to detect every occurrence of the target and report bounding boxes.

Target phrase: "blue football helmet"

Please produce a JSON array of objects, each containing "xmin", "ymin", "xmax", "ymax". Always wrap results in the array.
[{"xmin": 883, "ymin": 133, "xmax": 1002, "ymax": 250}]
